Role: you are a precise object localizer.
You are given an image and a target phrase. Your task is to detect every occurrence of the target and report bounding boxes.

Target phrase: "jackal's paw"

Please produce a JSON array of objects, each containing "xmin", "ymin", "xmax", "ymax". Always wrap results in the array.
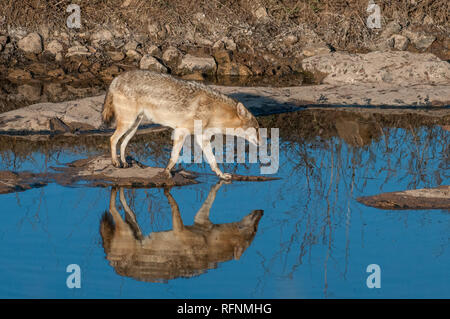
[
  {"xmin": 164, "ymin": 169, "xmax": 173, "ymax": 179},
  {"xmin": 122, "ymin": 162, "xmax": 131, "ymax": 168},
  {"xmin": 219, "ymin": 173, "xmax": 232, "ymax": 180},
  {"xmin": 112, "ymin": 159, "xmax": 122, "ymax": 168}
]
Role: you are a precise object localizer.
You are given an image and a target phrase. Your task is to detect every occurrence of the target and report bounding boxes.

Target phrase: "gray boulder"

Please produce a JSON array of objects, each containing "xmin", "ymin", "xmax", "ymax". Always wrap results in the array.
[
  {"xmin": 302, "ymin": 51, "xmax": 450, "ymax": 85},
  {"xmin": 18, "ymin": 32, "xmax": 43, "ymax": 54},
  {"xmin": 178, "ymin": 54, "xmax": 217, "ymax": 75},
  {"xmin": 139, "ymin": 55, "xmax": 168, "ymax": 73}
]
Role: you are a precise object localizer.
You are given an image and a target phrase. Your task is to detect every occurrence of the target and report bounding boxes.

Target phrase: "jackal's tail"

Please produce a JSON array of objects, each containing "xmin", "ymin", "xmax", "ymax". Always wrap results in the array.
[{"xmin": 102, "ymin": 91, "xmax": 115, "ymax": 126}]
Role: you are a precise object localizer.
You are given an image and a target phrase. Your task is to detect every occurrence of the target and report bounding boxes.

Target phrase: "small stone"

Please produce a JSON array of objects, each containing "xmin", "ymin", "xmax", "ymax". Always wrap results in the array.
[
  {"xmin": 107, "ymin": 51, "xmax": 125, "ymax": 62},
  {"xmin": 386, "ymin": 36, "xmax": 395, "ymax": 49},
  {"xmin": 55, "ymin": 53, "xmax": 63, "ymax": 62},
  {"xmin": 380, "ymin": 21, "xmax": 402, "ymax": 39},
  {"xmin": 90, "ymin": 62, "xmax": 101, "ymax": 73},
  {"xmin": 284, "ymin": 35, "xmax": 298, "ymax": 46},
  {"xmin": 0, "ymin": 35, "xmax": 7, "ymax": 46},
  {"xmin": 147, "ymin": 45, "xmax": 161, "ymax": 57},
  {"xmin": 193, "ymin": 35, "xmax": 213, "ymax": 47},
  {"xmin": 414, "ymin": 34, "xmax": 436, "ymax": 50},
  {"xmin": 121, "ymin": 0, "xmax": 133, "ymax": 7},
  {"xmin": 214, "ymin": 50, "xmax": 232, "ymax": 65},
  {"xmin": 193, "ymin": 12, "xmax": 206, "ymax": 22},
  {"xmin": 147, "ymin": 23, "xmax": 160, "ymax": 38},
  {"xmin": 28, "ymin": 63, "xmax": 47, "ymax": 76},
  {"xmin": 45, "ymin": 40, "xmax": 63, "ymax": 56},
  {"xmin": 18, "ymin": 32, "xmax": 43, "ymax": 54},
  {"xmin": 181, "ymin": 73, "xmax": 205, "ymax": 81},
  {"xmin": 99, "ymin": 65, "xmax": 121, "ymax": 82},
  {"xmin": 66, "ymin": 45, "xmax": 91, "ymax": 58},
  {"xmin": 178, "ymin": 54, "xmax": 216, "ymax": 75},
  {"xmin": 423, "ymin": 15, "xmax": 434, "ymax": 25},
  {"xmin": 162, "ymin": 46, "xmax": 181, "ymax": 66},
  {"xmin": 44, "ymin": 83, "xmax": 64, "ymax": 100},
  {"xmin": 301, "ymin": 44, "xmax": 331, "ymax": 57},
  {"xmin": 222, "ymin": 37, "xmax": 236, "ymax": 51},
  {"xmin": 8, "ymin": 27, "xmax": 27, "ymax": 41},
  {"xmin": 391, "ymin": 35, "xmax": 409, "ymax": 51},
  {"xmin": 139, "ymin": 55, "xmax": 168, "ymax": 73},
  {"xmin": 215, "ymin": 50, "xmax": 252, "ymax": 76},
  {"xmin": 38, "ymin": 25, "xmax": 50, "ymax": 40},
  {"xmin": 254, "ymin": 7, "xmax": 268, "ymax": 20},
  {"xmin": 123, "ymin": 40, "xmax": 139, "ymax": 51},
  {"xmin": 55, "ymin": 31, "xmax": 70, "ymax": 45},
  {"xmin": 47, "ymin": 68, "xmax": 65, "ymax": 78},
  {"xmin": 125, "ymin": 49, "xmax": 142, "ymax": 61},
  {"xmin": 403, "ymin": 30, "xmax": 436, "ymax": 51},
  {"xmin": 212, "ymin": 40, "xmax": 225, "ymax": 50},
  {"xmin": 90, "ymin": 29, "xmax": 113, "ymax": 46},
  {"xmin": 7, "ymin": 69, "xmax": 32, "ymax": 81},
  {"xmin": 17, "ymin": 84, "xmax": 42, "ymax": 101}
]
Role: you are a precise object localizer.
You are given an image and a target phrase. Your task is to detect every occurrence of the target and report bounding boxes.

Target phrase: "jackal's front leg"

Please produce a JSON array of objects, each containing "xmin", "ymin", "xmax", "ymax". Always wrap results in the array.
[
  {"xmin": 194, "ymin": 180, "xmax": 227, "ymax": 225},
  {"xmin": 195, "ymin": 135, "xmax": 232, "ymax": 180},
  {"xmin": 164, "ymin": 128, "xmax": 189, "ymax": 178}
]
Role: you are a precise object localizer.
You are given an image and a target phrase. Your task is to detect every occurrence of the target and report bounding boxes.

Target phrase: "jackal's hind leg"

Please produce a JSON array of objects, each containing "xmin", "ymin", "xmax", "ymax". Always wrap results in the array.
[
  {"xmin": 195, "ymin": 135, "xmax": 231, "ymax": 180},
  {"xmin": 110, "ymin": 122, "xmax": 132, "ymax": 168},
  {"xmin": 164, "ymin": 128, "xmax": 189, "ymax": 178},
  {"xmin": 163, "ymin": 188, "xmax": 184, "ymax": 232},
  {"xmin": 119, "ymin": 114, "xmax": 144, "ymax": 168},
  {"xmin": 119, "ymin": 188, "xmax": 143, "ymax": 240}
]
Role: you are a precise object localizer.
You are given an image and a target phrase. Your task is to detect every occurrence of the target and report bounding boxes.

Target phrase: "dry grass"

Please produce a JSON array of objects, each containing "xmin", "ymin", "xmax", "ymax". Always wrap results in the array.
[{"xmin": 0, "ymin": 0, "xmax": 448, "ymax": 51}]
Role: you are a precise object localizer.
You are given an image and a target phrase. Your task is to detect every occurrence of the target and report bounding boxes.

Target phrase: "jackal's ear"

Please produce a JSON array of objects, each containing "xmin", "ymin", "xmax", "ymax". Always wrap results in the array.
[{"xmin": 237, "ymin": 102, "xmax": 250, "ymax": 120}]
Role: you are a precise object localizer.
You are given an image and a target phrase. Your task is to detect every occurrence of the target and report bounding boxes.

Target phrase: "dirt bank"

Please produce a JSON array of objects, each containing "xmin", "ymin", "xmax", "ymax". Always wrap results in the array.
[{"xmin": 0, "ymin": 1, "xmax": 448, "ymax": 104}]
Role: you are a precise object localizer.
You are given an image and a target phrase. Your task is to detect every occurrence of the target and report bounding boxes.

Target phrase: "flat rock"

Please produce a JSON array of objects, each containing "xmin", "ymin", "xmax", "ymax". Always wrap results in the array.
[
  {"xmin": 51, "ymin": 155, "xmax": 198, "ymax": 188},
  {"xmin": 0, "ymin": 95, "xmax": 105, "ymax": 134},
  {"xmin": 357, "ymin": 186, "xmax": 450, "ymax": 210},
  {"xmin": 213, "ymin": 84, "xmax": 450, "ymax": 111},
  {"xmin": 302, "ymin": 51, "xmax": 450, "ymax": 85},
  {"xmin": 0, "ymin": 155, "xmax": 279, "ymax": 194}
]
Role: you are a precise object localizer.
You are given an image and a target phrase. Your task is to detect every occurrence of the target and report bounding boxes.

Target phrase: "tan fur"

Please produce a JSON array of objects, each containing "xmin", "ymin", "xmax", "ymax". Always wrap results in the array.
[
  {"xmin": 103, "ymin": 70, "xmax": 260, "ymax": 178},
  {"xmin": 101, "ymin": 90, "xmax": 115, "ymax": 125},
  {"xmin": 100, "ymin": 182, "xmax": 263, "ymax": 282}
]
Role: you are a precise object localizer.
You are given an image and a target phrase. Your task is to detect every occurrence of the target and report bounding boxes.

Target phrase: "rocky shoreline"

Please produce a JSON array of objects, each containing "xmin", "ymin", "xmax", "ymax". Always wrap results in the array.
[
  {"xmin": 1, "ymin": 5, "xmax": 449, "ymax": 118},
  {"xmin": 0, "ymin": 81, "xmax": 449, "ymax": 135},
  {"xmin": 1, "ymin": 10, "xmax": 449, "ymax": 113}
]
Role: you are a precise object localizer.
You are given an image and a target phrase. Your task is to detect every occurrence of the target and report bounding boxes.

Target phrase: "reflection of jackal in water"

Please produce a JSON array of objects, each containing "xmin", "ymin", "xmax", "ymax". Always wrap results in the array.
[{"xmin": 100, "ymin": 181, "xmax": 263, "ymax": 282}]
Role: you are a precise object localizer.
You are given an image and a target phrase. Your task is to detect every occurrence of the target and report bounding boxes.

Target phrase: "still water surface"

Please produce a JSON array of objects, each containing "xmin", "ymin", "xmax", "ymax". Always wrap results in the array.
[{"xmin": 0, "ymin": 109, "xmax": 448, "ymax": 298}]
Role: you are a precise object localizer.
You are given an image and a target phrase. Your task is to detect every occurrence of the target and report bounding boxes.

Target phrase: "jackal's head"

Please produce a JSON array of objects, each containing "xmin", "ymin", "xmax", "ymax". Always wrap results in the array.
[{"xmin": 235, "ymin": 102, "xmax": 261, "ymax": 146}]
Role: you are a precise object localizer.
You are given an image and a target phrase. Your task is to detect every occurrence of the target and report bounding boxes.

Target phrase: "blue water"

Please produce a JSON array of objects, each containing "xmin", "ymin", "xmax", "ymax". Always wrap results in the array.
[{"xmin": 0, "ymin": 122, "xmax": 448, "ymax": 298}]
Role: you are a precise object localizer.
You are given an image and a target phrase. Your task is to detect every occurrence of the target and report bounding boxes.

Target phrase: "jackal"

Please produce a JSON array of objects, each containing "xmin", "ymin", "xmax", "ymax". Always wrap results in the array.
[
  {"xmin": 102, "ymin": 70, "xmax": 260, "ymax": 179},
  {"xmin": 100, "ymin": 182, "xmax": 263, "ymax": 282}
]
